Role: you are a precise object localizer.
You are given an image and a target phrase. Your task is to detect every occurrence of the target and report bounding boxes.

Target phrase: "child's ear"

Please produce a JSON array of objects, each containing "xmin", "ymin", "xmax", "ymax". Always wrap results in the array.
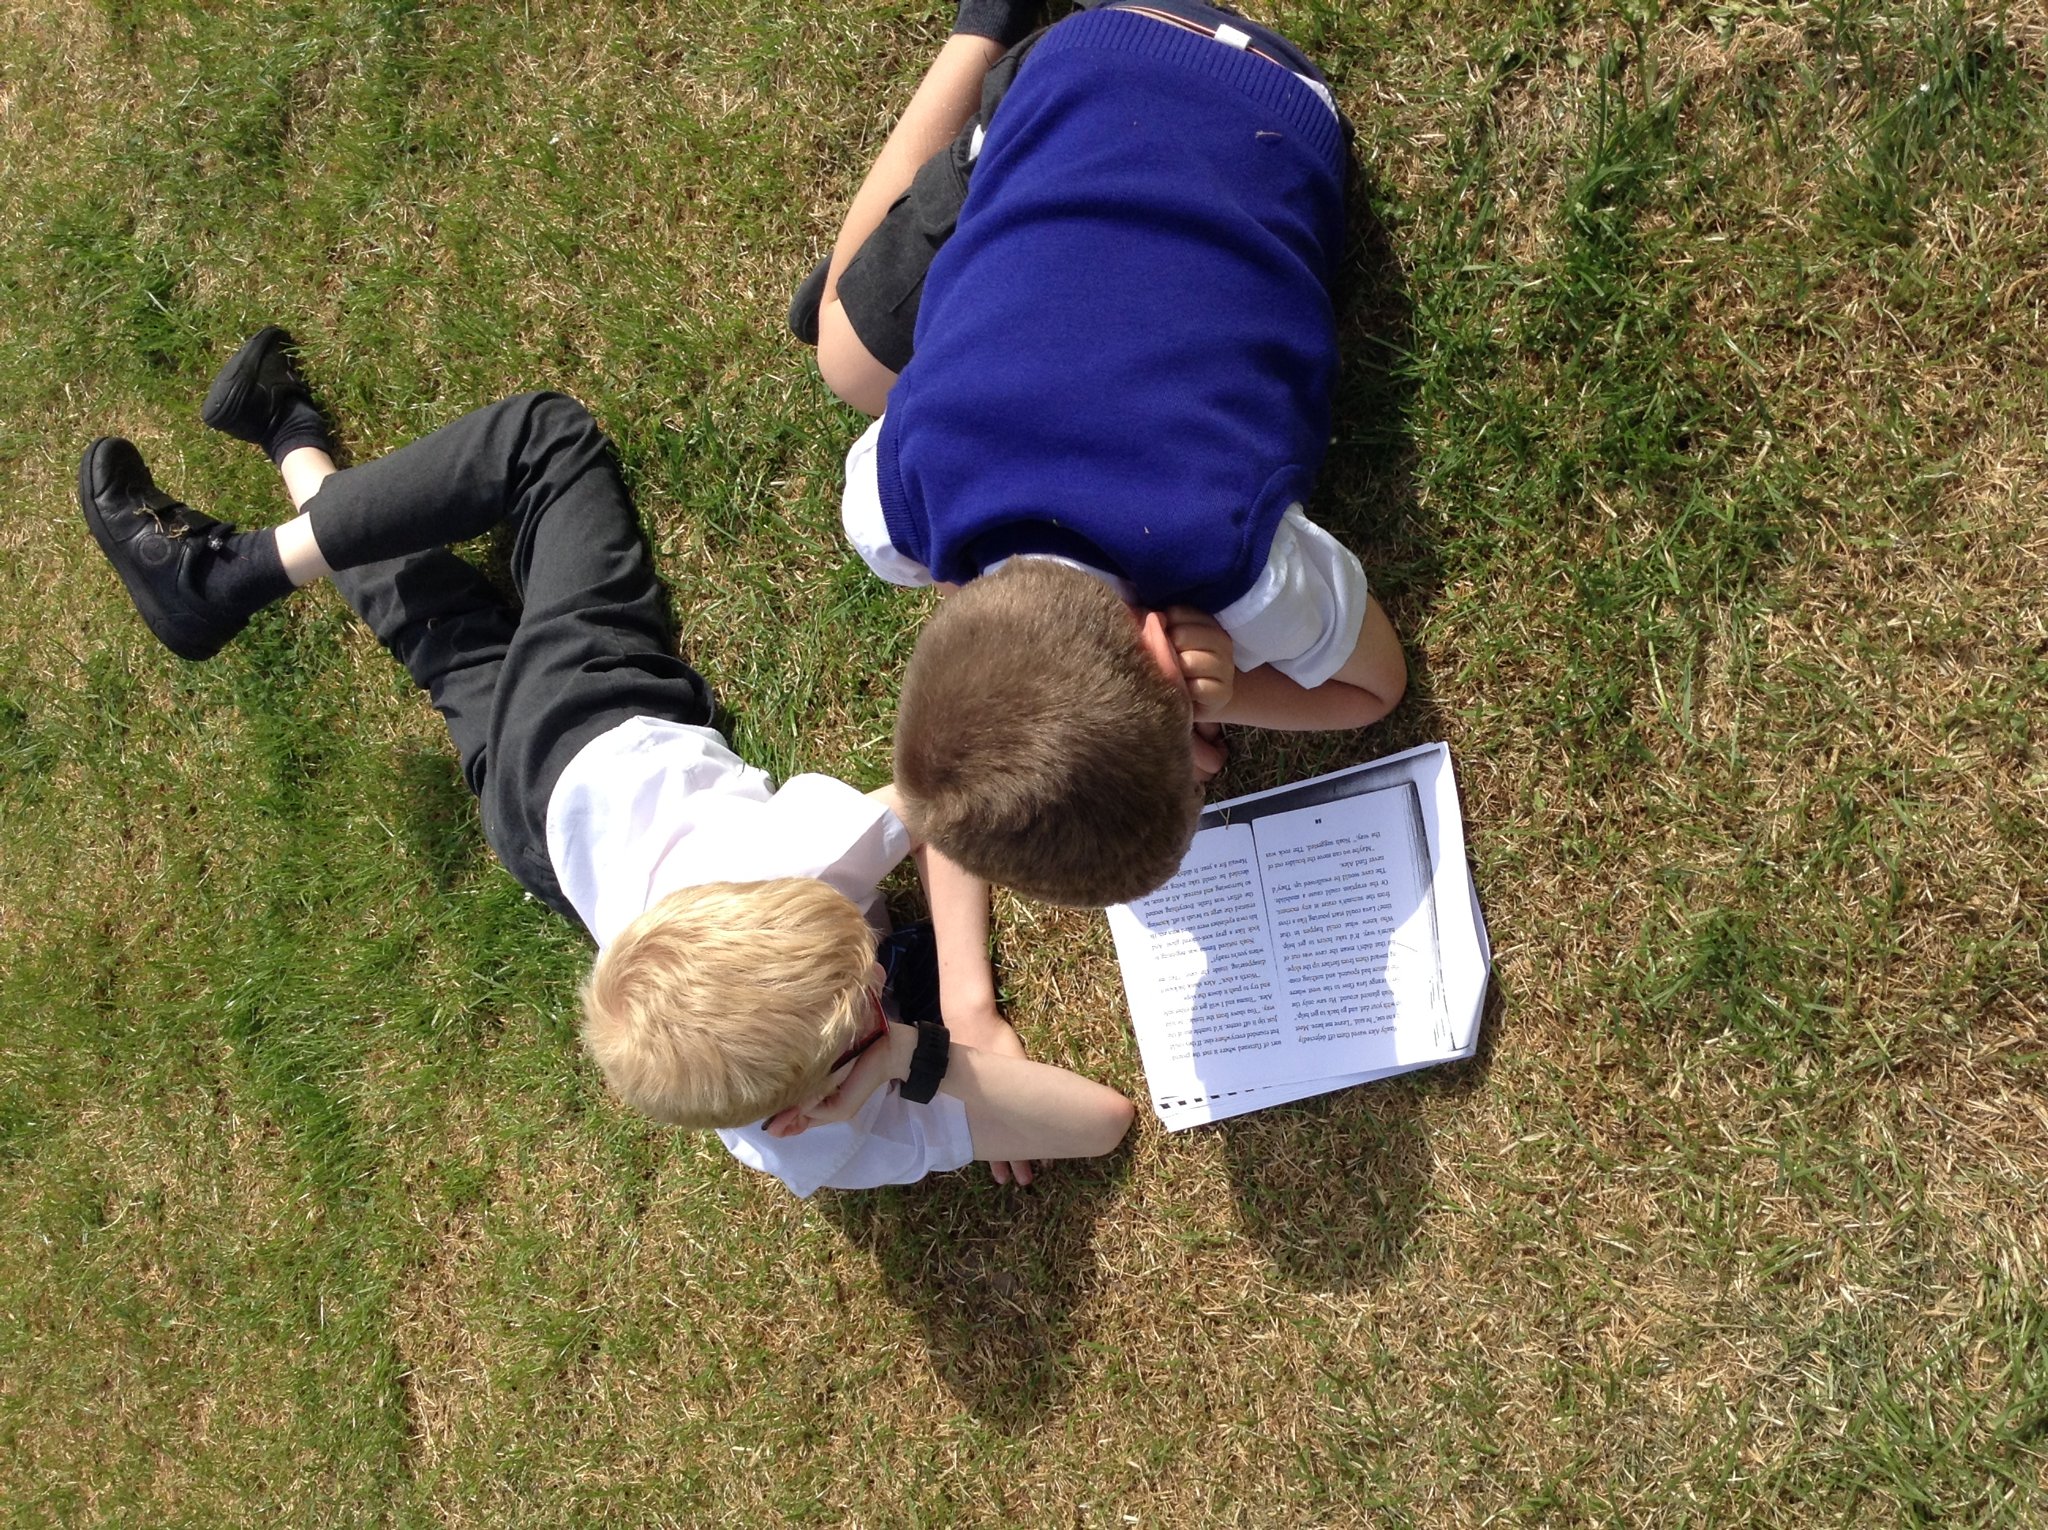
[{"xmin": 1134, "ymin": 609, "xmax": 1188, "ymax": 692}]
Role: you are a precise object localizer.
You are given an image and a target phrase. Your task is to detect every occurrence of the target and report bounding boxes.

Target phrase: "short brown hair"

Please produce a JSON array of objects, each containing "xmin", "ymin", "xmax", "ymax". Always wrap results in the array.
[
  {"xmin": 580, "ymin": 878, "xmax": 876, "ymax": 1128},
  {"xmin": 895, "ymin": 560, "xmax": 1201, "ymax": 905}
]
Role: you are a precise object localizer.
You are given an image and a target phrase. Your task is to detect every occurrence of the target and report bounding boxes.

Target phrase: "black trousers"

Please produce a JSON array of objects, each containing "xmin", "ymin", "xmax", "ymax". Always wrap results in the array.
[{"xmin": 305, "ymin": 392, "xmax": 714, "ymax": 926}]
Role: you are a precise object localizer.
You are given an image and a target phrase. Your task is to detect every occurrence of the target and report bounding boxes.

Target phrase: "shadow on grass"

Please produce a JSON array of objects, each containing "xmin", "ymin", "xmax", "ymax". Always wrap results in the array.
[
  {"xmin": 1218, "ymin": 980, "xmax": 1504, "ymax": 1292},
  {"xmin": 1187, "ymin": 169, "xmax": 1507, "ymax": 1292},
  {"xmin": 1203, "ymin": 163, "xmax": 1439, "ymax": 793},
  {"xmin": 817, "ymin": 1150, "xmax": 1132, "ymax": 1427},
  {"xmin": 386, "ymin": 745, "xmax": 489, "ymax": 892},
  {"xmin": 1320, "ymin": 163, "xmax": 1438, "ymax": 634}
]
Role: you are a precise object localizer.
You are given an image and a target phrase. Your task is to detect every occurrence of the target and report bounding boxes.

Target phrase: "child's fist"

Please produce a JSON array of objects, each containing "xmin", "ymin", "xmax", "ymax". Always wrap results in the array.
[{"xmin": 1162, "ymin": 606, "xmax": 1235, "ymax": 720}]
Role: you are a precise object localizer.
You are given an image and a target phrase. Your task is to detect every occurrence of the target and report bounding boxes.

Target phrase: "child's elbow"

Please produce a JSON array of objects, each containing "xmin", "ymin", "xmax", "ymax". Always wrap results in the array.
[
  {"xmin": 1084, "ymin": 1090, "xmax": 1138, "ymax": 1157},
  {"xmin": 1345, "ymin": 597, "xmax": 1407, "ymax": 724},
  {"xmin": 1328, "ymin": 630, "xmax": 1406, "ymax": 729},
  {"xmin": 1317, "ymin": 667, "xmax": 1403, "ymax": 731},
  {"xmin": 1368, "ymin": 651, "xmax": 1408, "ymax": 718},
  {"xmin": 817, "ymin": 301, "xmax": 895, "ymax": 418}
]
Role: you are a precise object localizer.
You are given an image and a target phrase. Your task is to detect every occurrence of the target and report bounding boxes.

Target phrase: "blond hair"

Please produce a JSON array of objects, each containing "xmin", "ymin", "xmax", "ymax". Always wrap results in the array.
[
  {"xmin": 580, "ymin": 878, "xmax": 876, "ymax": 1128},
  {"xmin": 895, "ymin": 560, "xmax": 1202, "ymax": 906}
]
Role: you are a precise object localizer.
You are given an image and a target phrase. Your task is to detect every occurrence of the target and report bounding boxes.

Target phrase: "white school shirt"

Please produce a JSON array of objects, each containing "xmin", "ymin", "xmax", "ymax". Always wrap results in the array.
[
  {"xmin": 842, "ymin": 418, "xmax": 1370, "ymax": 689},
  {"xmin": 545, "ymin": 716, "xmax": 975, "ymax": 1197}
]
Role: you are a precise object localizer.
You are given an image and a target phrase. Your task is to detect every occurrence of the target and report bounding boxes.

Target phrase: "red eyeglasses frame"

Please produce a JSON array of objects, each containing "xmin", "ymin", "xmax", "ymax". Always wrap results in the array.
[{"xmin": 828, "ymin": 985, "xmax": 892, "ymax": 1074}]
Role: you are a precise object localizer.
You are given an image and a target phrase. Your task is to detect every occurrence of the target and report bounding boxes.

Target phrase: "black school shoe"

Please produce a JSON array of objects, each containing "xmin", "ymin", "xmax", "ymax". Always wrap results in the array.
[
  {"xmin": 78, "ymin": 437, "xmax": 250, "ymax": 661},
  {"xmin": 199, "ymin": 325, "xmax": 332, "ymax": 462}
]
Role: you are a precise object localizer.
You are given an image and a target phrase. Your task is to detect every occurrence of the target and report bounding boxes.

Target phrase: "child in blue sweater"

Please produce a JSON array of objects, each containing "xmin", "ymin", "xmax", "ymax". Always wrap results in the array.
[{"xmin": 798, "ymin": 0, "xmax": 1407, "ymax": 907}]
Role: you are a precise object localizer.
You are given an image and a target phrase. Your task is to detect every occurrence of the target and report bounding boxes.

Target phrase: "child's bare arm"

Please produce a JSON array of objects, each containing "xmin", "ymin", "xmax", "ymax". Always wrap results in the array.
[
  {"xmin": 790, "ymin": 814, "xmax": 1133, "ymax": 1181},
  {"xmin": 917, "ymin": 838, "xmax": 1050, "ymax": 1183},
  {"xmin": 941, "ymin": 1042, "xmax": 1136, "ymax": 1167},
  {"xmin": 774, "ymin": 1023, "xmax": 1134, "ymax": 1173},
  {"xmin": 915, "ymin": 840, "xmax": 1002, "ymax": 1038},
  {"xmin": 817, "ymin": 33, "xmax": 1003, "ymax": 415},
  {"xmin": 871, "ymin": 784, "xmax": 1009, "ymax": 1046},
  {"xmin": 920, "ymin": 844, "xmax": 1134, "ymax": 1176},
  {"xmin": 1214, "ymin": 594, "xmax": 1408, "ymax": 732}
]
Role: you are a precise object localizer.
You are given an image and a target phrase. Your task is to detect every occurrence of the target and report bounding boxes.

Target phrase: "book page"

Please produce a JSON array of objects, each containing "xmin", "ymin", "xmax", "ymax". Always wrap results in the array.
[
  {"xmin": 1107, "ymin": 826, "xmax": 1285, "ymax": 1094},
  {"xmin": 1111, "ymin": 780, "xmax": 1453, "ymax": 1107},
  {"xmin": 1256, "ymin": 784, "xmax": 1450, "ymax": 1063},
  {"xmin": 1200, "ymin": 742, "xmax": 1487, "ymax": 1054},
  {"xmin": 1112, "ymin": 743, "xmax": 1489, "ymax": 1128}
]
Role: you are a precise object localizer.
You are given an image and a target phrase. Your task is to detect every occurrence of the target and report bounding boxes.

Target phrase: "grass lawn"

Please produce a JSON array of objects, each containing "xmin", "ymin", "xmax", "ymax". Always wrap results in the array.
[{"xmin": 2, "ymin": 0, "xmax": 2044, "ymax": 1523}]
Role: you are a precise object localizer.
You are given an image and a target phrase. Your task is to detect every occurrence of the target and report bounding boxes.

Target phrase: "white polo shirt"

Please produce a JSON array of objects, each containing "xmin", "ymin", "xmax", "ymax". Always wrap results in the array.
[
  {"xmin": 545, "ymin": 715, "xmax": 975, "ymax": 1197},
  {"xmin": 842, "ymin": 417, "xmax": 1371, "ymax": 689}
]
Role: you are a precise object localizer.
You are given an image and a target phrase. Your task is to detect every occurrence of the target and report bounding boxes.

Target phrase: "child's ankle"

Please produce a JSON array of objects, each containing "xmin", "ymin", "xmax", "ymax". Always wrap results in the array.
[{"xmin": 197, "ymin": 526, "xmax": 294, "ymax": 617}]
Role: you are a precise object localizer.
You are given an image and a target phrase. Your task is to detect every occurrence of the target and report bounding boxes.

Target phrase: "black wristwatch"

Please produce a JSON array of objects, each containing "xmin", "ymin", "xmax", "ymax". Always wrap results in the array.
[{"xmin": 898, "ymin": 1021, "xmax": 952, "ymax": 1104}]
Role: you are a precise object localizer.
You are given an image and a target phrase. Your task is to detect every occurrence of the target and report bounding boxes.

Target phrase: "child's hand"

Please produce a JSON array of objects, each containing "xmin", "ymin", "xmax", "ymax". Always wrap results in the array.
[
  {"xmin": 761, "ymin": 1103, "xmax": 816, "ymax": 1137},
  {"xmin": 1191, "ymin": 720, "xmax": 1228, "ymax": 783},
  {"xmin": 1163, "ymin": 606, "xmax": 1235, "ymax": 720},
  {"xmin": 763, "ymin": 1025, "xmax": 912, "ymax": 1137}
]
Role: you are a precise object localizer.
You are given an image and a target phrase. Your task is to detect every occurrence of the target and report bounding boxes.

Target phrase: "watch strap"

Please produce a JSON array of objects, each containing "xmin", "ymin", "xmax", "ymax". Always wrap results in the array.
[{"xmin": 898, "ymin": 1021, "xmax": 952, "ymax": 1104}]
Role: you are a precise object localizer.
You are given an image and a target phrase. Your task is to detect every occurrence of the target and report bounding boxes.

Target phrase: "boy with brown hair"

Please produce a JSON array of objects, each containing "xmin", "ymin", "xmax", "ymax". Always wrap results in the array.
[
  {"xmin": 79, "ymin": 327, "xmax": 1133, "ymax": 1195},
  {"xmin": 797, "ymin": 0, "xmax": 1408, "ymax": 905},
  {"xmin": 891, "ymin": 560, "xmax": 1209, "ymax": 907}
]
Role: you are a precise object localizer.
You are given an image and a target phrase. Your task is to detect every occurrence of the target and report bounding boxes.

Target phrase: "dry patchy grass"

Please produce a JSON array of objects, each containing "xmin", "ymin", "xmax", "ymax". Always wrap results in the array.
[{"xmin": 1, "ymin": 2, "xmax": 2044, "ymax": 1526}]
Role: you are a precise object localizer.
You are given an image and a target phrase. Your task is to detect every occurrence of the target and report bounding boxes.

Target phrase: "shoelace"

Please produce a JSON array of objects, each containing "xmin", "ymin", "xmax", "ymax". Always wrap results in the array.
[{"xmin": 137, "ymin": 497, "xmax": 232, "ymax": 550}]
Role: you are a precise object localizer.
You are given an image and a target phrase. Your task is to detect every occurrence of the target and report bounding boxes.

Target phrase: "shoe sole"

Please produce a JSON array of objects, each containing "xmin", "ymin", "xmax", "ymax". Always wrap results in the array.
[
  {"xmin": 199, "ymin": 324, "xmax": 294, "ymax": 443},
  {"xmin": 77, "ymin": 437, "xmax": 228, "ymax": 662}
]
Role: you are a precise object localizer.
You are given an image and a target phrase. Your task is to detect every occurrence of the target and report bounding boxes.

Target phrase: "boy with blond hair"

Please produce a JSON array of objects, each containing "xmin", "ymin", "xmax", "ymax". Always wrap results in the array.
[
  {"xmin": 79, "ymin": 327, "xmax": 1133, "ymax": 1195},
  {"xmin": 796, "ymin": 0, "xmax": 1408, "ymax": 905}
]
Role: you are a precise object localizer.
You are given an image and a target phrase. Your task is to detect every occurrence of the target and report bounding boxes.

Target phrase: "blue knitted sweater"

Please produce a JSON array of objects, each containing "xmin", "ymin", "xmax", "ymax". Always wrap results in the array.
[{"xmin": 874, "ymin": 7, "xmax": 1347, "ymax": 612}]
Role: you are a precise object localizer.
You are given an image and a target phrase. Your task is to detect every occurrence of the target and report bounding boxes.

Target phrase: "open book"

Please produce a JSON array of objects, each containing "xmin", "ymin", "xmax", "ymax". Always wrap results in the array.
[{"xmin": 1108, "ymin": 742, "xmax": 1489, "ymax": 1129}]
